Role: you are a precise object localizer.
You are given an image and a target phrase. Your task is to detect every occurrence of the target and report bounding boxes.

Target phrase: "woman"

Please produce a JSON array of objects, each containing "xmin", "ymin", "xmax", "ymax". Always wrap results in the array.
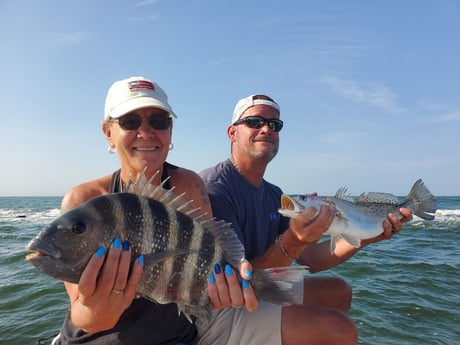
[{"xmin": 53, "ymin": 76, "xmax": 255, "ymax": 345}]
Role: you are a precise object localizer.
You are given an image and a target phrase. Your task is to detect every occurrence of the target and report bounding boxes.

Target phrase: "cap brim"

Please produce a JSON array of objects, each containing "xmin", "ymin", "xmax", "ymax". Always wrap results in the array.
[{"xmin": 106, "ymin": 97, "xmax": 177, "ymax": 119}]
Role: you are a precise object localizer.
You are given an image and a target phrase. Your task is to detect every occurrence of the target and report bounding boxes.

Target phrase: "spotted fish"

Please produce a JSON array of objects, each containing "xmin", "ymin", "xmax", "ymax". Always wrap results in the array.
[{"xmin": 278, "ymin": 179, "xmax": 437, "ymax": 254}]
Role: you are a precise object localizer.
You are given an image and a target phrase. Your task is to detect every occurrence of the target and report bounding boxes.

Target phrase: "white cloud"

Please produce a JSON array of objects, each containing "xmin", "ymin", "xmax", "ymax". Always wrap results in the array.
[
  {"xmin": 432, "ymin": 110, "xmax": 460, "ymax": 123},
  {"xmin": 46, "ymin": 32, "xmax": 90, "ymax": 46},
  {"xmin": 321, "ymin": 75, "xmax": 406, "ymax": 114},
  {"xmin": 136, "ymin": 0, "xmax": 159, "ymax": 6}
]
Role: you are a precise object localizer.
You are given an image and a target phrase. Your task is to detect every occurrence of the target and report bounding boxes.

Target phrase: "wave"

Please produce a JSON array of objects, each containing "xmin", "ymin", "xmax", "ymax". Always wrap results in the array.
[
  {"xmin": 0, "ymin": 208, "xmax": 60, "ymax": 225},
  {"xmin": 435, "ymin": 209, "xmax": 460, "ymax": 216}
]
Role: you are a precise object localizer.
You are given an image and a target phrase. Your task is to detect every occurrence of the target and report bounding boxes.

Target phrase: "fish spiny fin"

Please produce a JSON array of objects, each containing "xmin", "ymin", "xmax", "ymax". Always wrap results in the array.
[
  {"xmin": 125, "ymin": 168, "xmax": 209, "ymax": 220},
  {"xmin": 335, "ymin": 187, "xmax": 355, "ymax": 203},
  {"xmin": 184, "ymin": 207, "xmax": 206, "ymax": 219},
  {"xmin": 166, "ymin": 192, "xmax": 188, "ymax": 208}
]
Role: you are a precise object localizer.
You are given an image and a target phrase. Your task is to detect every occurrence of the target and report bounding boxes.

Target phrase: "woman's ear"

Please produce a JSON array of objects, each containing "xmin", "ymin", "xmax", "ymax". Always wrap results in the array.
[{"xmin": 102, "ymin": 121, "xmax": 114, "ymax": 146}]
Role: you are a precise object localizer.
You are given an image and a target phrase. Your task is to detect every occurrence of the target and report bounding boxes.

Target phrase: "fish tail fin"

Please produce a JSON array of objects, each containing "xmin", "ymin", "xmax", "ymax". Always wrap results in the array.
[
  {"xmin": 405, "ymin": 179, "xmax": 437, "ymax": 220},
  {"xmin": 180, "ymin": 303, "xmax": 212, "ymax": 325},
  {"xmin": 251, "ymin": 266, "xmax": 307, "ymax": 306}
]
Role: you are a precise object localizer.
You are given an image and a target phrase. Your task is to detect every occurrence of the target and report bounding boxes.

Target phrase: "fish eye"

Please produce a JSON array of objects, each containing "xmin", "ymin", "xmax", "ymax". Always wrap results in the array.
[{"xmin": 71, "ymin": 221, "xmax": 86, "ymax": 234}]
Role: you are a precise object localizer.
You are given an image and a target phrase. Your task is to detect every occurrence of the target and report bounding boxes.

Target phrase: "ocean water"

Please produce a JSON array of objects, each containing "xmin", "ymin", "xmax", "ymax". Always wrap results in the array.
[{"xmin": 0, "ymin": 196, "xmax": 459, "ymax": 345}]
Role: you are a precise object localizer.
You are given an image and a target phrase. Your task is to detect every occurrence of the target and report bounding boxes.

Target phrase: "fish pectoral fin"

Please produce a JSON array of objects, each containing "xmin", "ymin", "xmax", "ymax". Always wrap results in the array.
[
  {"xmin": 278, "ymin": 208, "xmax": 298, "ymax": 218},
  {"xmin": 340, "ymin": 234, "xmax": 361, "ymax": 249},
  {"xmin": 330, "ymin": 234, "xmax": 341, "ymax": 254},
  {"xmin": 142, "ymin": 249, "xmax": 196, "ymax": 265}
]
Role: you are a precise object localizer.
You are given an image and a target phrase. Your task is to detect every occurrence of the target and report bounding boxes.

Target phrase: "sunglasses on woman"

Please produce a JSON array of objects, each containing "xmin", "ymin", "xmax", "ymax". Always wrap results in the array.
[
  {"xmin": 233, "ymin": 115, "xmax": 283, "ymax": 132},
  {"xmin": 110, "ymin": 113, "xmax": 172, "ymax": 131}
]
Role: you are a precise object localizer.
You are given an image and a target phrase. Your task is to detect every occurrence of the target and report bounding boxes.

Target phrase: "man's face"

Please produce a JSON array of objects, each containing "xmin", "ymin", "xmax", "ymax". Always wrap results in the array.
[{"xmin": 231, "ymin": 104, "xmax": 281, "ymax": 162}]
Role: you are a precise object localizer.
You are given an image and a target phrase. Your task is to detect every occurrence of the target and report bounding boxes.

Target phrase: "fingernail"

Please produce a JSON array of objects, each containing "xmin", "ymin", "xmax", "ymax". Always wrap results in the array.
[
  {"xmin": 244, "ymin": 269, "xmax": 252, "ymax": 279},
  {"xmin": 242, "ymin": 279, "xmax": 249, "ymax": 289},
  {"xmin": 95, "ymin": 246, "xmax": 105, "ymax": 258},
  {"xmin": 225, "ymin": 264, "xmax": 233, "ymax": 276},
  {"xmin": 123, "ymin": 240, "xmax": 130, "ymax": 251},
  {"xmin": 138, "ymin": 255, "xmax": 144, "ymax": 265},
  {"xmin": 209, "ymin": 273, "xmax": 216, "ymax": 284},
  {"xmin": 113, "ymin": 237, "xmax": 121, "ymax": 249},
  {"xmin": 214, "ymin": 263, "xmax": 221, "ymax": 274}
]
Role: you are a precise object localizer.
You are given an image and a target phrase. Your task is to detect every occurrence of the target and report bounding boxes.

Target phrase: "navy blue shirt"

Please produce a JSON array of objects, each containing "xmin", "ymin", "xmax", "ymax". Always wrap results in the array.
[{"xmin": 200, "ymin": 159, "xmax": 289, "ymax": 260}]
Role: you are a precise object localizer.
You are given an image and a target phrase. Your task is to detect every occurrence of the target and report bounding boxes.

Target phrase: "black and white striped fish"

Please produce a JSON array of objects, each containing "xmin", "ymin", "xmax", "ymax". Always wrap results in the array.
[{"xmin": 25, "ymin": 171, "xmax": 306, "ymax": 323}]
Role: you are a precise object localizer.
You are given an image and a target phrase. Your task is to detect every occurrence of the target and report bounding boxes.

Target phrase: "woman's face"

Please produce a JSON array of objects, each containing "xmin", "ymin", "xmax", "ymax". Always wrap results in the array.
[{"xmin": 103, "ymin": 107, "xmax": 173, "ymax": 178}]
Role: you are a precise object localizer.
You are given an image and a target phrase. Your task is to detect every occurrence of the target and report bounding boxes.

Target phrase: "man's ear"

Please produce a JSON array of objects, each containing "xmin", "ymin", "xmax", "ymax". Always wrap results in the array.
[{"xmin": 227, "ymin": 125, "xmax": 236, "ymax": 142}]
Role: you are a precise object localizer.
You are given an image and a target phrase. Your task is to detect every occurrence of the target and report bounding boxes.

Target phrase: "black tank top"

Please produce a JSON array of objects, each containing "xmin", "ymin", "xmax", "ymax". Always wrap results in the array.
[
  {"xmin": 108, "ymin": 163, "xmax": 176, "ymax": 193},
  {"xmin": 55, "ymin": 163, "xmax": 198, "ymax": 345}
]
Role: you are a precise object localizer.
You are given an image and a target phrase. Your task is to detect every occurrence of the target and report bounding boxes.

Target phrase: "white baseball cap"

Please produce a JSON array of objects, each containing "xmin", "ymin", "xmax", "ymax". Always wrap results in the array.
[
  {"xmin": 231, "ymin": 94, "xmax": 280, "ymax": 124},
  {"xmin": 104, "ymin": 76, "xmax": 177, "ymax": 120}
]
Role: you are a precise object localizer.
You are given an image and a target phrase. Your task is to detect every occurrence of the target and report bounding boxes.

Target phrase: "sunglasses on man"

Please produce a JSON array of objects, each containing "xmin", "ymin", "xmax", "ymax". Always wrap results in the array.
[{"xmin": 233, "ymin": 115, "xmax": 283, "ymax": 132}]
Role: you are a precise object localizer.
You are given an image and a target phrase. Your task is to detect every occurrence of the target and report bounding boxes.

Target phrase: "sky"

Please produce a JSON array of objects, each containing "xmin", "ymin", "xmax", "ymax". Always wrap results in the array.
[{"xmin": 1, "ymin": 0, "xmax": 459, "ymax": 197}]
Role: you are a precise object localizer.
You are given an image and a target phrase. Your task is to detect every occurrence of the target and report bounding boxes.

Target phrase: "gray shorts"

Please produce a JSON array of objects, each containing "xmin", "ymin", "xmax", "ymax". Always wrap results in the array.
[{"xmin": 196, "ymin": 301, "xmax": 282, "ymax": 345}]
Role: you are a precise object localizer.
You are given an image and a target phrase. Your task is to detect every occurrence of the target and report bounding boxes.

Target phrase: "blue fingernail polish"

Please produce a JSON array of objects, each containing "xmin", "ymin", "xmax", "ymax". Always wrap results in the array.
[
  {"xmin": 245, "ymin": 269, "xmax": 252, "ymax": 279},
  {"xmin": 123, "ymin": 240, "xmax": 130, "ymax": 251},
  {"xmin": 138, "ymin": 255, "xmax": 144, "ymax": 265},
  {"xmin": 225, "ymin": 264, "xmax": 233, "ymax": 276},
  {"xmin": 242, "ymin": 279, "xmax": 249, "ymax": 289},
  {"xmin": 113, "ymin": 237, "xmax": 121, "ymax": 249},
  {"xmin": 95, "ymin": 246, "xmax": 105, "ymax": 258},
  {"xmin": 214, "ymin": 263, "xmax": 221, "ymax": 274},
  {"xmin": 209, "ymin": 273, "xmax": 216, "ymax": 284}
]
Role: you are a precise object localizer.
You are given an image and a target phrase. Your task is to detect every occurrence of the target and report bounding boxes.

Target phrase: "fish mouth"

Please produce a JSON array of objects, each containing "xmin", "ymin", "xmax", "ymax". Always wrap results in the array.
[
  {"xmin": 280, "ymin": 195, "xmax": 296, "ymax": 210},
  {"xmin": 25, "ymin": 237, "xmax": 62, "ymax": 261}
]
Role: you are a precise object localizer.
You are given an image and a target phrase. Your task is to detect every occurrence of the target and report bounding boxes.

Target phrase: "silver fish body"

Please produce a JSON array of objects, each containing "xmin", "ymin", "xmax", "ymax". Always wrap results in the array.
[
  {"xmin": 26, "ymin": 174, "xmax": 305, "ymax": 323},
  {"xmin": 278, "ymin": 179, "xmax": 437, "ymax": 253}
]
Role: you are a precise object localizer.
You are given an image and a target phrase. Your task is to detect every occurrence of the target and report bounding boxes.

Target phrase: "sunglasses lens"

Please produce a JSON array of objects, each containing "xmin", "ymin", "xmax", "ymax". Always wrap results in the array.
[
  {"xmin": 270, "ymin": 120, "xmax": 283, "ymax": 132},
  {"xmin": 115, "ymin": 113, "xmax": 171, "ymax": 130},
  {"xmin": 240, "ymin": 116, "xmax": 283, "ymax": 132},
  {"xmin": 118, "ymin": 114, "xmax": 142, "ymax": 130},
  {"xmin": 244, "ymin": 117, "xmax": 265, "ymax": 129},
  {"xmin": 148, "ymin": 116, "xmax": 171, "ymax": 130}
]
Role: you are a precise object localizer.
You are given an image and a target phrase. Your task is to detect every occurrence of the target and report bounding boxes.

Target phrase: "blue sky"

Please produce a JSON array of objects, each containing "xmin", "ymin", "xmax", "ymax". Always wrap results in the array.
[{"xmin": 1, "ymin": 0, "xmax": 459, "ymax": 197}]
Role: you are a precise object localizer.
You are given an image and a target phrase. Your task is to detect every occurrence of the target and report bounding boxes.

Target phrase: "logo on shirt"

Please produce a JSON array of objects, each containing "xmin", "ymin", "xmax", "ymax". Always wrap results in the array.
[{"xmin": 269, "ymin": 211, "xmax": 280, "ymax": 221}]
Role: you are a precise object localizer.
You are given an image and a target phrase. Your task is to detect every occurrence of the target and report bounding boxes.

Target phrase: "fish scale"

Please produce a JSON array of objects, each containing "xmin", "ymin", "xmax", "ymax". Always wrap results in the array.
[{"xmin": 26, "ymin": 170, "xmax": 307, "ymax": 323}]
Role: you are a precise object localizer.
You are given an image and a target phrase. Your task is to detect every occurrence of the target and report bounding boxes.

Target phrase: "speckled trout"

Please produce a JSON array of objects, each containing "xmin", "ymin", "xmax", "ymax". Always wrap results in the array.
[
  {"xmin": 278, "ymin": 179, "xmax": 437, "ymax": 254},
  {"xmin": 26, "ymin": 171, "xmax": 306, "ymax": 323}
]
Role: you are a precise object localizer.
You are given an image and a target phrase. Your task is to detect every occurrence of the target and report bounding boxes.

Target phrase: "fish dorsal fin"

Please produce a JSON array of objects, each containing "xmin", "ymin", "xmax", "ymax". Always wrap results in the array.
[
  {"xmin": 202, "ymin": 218, "xmax": 245, "ymax": 267},
  {"xmin": 357, "ymin": 192, "xmax": 399, "ymax": 205},
  {"xmin": 125, "ymin": 168, "xmax": 205, "ymax": 219},
  {"xmin": 334, "ymin": 187, "xmax": 355, "ymax": 203}
]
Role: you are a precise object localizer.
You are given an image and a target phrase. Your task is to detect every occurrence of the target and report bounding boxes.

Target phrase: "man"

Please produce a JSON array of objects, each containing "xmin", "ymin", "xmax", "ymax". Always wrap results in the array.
[{"xmin": 198, "ymin": 94, "xmax": 412, "ymax": 345}]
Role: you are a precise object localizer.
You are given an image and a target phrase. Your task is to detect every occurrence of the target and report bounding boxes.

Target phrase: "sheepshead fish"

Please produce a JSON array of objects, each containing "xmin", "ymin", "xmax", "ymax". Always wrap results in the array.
[
  {"xmin": 26, "ymin": 172, "xmax": 305, "ymax": 323},
  {"xmin": 278, "ymin": 179, "xmax": 437, "ymax": 254}
]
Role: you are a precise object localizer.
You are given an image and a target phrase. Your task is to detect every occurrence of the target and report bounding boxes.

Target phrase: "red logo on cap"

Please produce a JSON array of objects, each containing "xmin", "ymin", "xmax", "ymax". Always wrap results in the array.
[{"xmin": 128, "ymin": 80, "xmax": 155, "ymax": 91}]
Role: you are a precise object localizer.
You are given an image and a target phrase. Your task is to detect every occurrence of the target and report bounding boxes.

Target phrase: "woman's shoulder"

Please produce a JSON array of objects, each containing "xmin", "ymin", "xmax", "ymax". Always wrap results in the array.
[
  {"xmin": 61, "ymin": 174, "xmax": 112, "ymax": 211},
  {"xmin": 169, "ymin": 165, "xmax": 203, "ymax": 183},
  {"xmin": 168, "ymin": 165, "xmax": 212, "ymax": 217}
]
